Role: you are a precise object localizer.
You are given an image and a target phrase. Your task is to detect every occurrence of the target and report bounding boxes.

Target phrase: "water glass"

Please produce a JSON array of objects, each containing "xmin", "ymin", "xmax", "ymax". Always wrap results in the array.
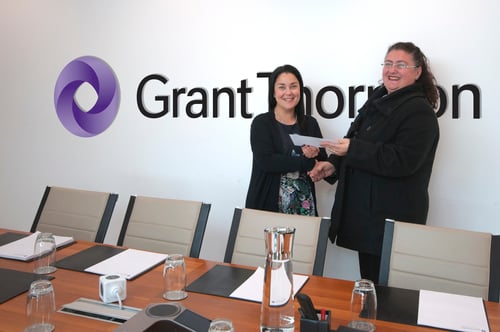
[
  {"xmin": 163, "ymin": 254, "xmax": 188, "ymax": 300},
  {"xmin": 208, "ymin": 318, "xmax": 234, "ymax": 332},
  {"xmin": 25, "ymin": 279, "xmax": 56, "ymax": 332},
  {"xmin": 33, "ymin": 233, "xmax": 57, "ymax": 274},
  {"xmin": 348, "ymin": 279, "xmax": 377, "ymax": 332}
]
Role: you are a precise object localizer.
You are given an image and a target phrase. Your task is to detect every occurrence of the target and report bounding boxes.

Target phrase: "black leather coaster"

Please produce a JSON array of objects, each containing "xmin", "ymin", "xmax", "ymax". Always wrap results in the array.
[
  {"xmin": 55, "ymin": 245, "xmax": 125, "ymax": 272},
  {"xmin": 0, "ymin": 268, "xmax": 54, "ymax": 304},
  {"xmin": 0, "ymin": 232, "xmax": 28, "ymax": 246},
  {"xmin": 375, "ymin": 285, "xmax": 419, "ymax": 326},
  {"xmin": 186, "ymin": 264, "xmax": 255, "ymax": 298}
]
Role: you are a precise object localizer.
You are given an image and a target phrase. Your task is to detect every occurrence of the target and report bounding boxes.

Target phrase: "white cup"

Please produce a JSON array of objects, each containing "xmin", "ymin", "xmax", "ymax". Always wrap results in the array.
[
  {"xmin": 25, "ymin": 279, "xmax": 56, "ymax": 332},
  {"xmin": 162, "ymin": 254, "xmax": 188, "ymax": 301},
  {"xmin": 33, "ymin": 233, "xmax": 57, "ymax": 275}
]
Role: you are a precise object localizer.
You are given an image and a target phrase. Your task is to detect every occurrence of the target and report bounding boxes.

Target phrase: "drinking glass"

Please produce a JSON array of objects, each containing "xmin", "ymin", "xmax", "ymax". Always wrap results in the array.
[
  {"xmin": 208, "ymin": 318, "xmax": 234, "ymax": 332},
  {"xmin": 25, "ymin": 279, "xmax": 56, "ymax": 332},
  {"xmin": 33, "ymin": 233, "xmax": 57, "ymax": 274},
  {"xmin": 162, "ymin": 254, "xmax": 188, "ymax": 300},
  {"xmin": 348, "ymin": 279, "xmax": 377, "ymax": 332}
]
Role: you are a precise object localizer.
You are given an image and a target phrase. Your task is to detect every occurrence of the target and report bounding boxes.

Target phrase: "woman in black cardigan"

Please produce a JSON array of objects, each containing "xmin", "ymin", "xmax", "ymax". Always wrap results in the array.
[
  {"xmin": 245, "ymin": 64, "xmax": 327, "ymax": 216},
  {"xmin": 309, "ymin": 42, "xmax": 440, "ymax": 282}
]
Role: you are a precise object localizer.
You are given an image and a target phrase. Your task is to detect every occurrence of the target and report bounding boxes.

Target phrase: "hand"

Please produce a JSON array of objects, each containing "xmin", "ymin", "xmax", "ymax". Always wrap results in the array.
[
  {"xmin": 321, "ymin": 138, "xmax": 350, "ymax": 156},
  {"xmin": 308, "ymin": 161, "xmax": 335, "ymax": 182},
  {"xmin": 301, "ymin": 145, "xmax": 319, "ymax": 158}
]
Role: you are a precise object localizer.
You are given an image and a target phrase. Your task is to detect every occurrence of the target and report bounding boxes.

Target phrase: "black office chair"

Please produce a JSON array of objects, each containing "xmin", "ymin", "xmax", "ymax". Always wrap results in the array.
[
  {"xmin": 379, "ymin": 219, "xmax": 500, "ymax": 302},
  {"xmin": 224, "ymin": 207, "xmax": 330, "ymax": 276},
  {"xmin": 117, "ymin": 195, "xmax": 211, "ymax": 258},
  {"xmin": 31, "ymin": 186, "xmax": 118, "ymax": 243}
]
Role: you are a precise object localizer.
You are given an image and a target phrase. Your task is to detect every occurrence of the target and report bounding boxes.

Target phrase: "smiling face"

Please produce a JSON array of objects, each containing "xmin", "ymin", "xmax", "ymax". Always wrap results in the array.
[
  {"xmin": 383, "ymin": 49, "xmax": 422, "ymax": 94},
  {"xmin": 273, "ymin": 72, "xmax": 300, "ymax": 112}
]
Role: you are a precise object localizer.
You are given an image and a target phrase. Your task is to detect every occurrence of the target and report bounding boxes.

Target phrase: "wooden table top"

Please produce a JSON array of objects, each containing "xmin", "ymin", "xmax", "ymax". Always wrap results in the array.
[{"xmin": 1, "ymin": 232, "xmax": 499, "ymax": 332}]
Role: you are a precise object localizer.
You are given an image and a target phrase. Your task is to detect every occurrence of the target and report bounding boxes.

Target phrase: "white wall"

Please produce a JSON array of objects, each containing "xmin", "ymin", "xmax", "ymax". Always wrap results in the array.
[{"xmin": 1, "ymin": 0, "xmax": 499, "ymax": 281}]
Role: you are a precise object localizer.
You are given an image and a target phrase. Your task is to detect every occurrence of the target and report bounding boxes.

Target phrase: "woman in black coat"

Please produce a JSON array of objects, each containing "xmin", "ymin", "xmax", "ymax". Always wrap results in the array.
[
  {"xmin": 245, "ymin": 64, "xmax": 327, "ymax": 216},
  {"xmin": 309, "ymin": 42, "xmax": 440, "ymax": 282}
]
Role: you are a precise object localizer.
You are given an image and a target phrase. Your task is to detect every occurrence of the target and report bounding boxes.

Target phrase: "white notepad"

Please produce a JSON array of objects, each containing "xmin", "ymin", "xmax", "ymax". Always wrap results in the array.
[
  {"xmin": 417, "ymin": 289, "xmax": 489, "ymax": 332},
  {"xmin": 0, "ymin": 231, "xmax": 74, "ymax": 261},
  {"xmin": 84, "ymin": 249, "xmax": 167, "ymax": 280},
  {"xmin": 230, "ymin": 266, "xmax": 309, "ymax": 302}
]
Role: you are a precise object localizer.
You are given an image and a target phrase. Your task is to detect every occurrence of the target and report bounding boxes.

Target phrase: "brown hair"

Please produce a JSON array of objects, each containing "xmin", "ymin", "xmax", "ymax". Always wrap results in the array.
[{"xmin": 387, "ymin": 42, "xmax": 439, "ymax": 108}]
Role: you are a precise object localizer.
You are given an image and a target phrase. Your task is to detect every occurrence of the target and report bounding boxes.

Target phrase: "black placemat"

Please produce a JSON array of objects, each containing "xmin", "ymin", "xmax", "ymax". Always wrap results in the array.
[
  {"xmin": 375, "ymin": 285, "xmax": 419, "ymax": 326},
  {"xmin": 55, "ymin": 245, "xmax": 125, "ymax": 272},
  {"xmin": 0, "ymin": 268, "xmax": 54, "ymax": 304},
  {"xmin": 0, "ymin": 232, "xmax": 29, "ymax": 246},
  {"xmin": 186, "ymin": 264, "xmax": 255, "ymax": 298}
]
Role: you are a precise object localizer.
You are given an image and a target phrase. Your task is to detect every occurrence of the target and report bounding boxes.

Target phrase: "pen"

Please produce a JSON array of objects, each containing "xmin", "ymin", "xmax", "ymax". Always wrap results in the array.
[{"xmin": 320, "ymin": 308, "xmax": 326, "ymax": 320}]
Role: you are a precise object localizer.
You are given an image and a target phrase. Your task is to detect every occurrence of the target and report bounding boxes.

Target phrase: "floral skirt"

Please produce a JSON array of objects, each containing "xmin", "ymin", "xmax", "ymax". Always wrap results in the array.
[{"xmin": 278, "ymin": 171, "xmax": 316, "ymax": 216}]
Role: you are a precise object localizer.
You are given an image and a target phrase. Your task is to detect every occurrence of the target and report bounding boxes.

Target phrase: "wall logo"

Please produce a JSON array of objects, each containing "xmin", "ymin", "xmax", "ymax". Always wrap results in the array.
[{"xmin": 54, "ymin": 56, "xmax": 120, "ymax": 137}]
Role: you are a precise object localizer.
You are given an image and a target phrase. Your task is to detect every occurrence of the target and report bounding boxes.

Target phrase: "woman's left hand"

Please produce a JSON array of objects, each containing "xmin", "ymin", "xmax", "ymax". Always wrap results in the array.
[{"xmin": 302, "ymin": 145, "xmax": 319, "ymax": 158}]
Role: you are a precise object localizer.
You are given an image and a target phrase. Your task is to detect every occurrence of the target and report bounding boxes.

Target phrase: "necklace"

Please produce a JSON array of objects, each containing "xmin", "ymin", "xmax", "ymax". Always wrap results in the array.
[{"xmin": 274, "ymin": 110, "xmax": 297, "ymax": 125}]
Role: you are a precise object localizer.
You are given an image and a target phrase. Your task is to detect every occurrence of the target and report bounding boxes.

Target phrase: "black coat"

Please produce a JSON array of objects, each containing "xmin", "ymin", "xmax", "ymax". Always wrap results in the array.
[
  {"xmin": 245, "ymin": 111, "xmax": 326, "ymax": 214},
  {"xmin": 328, "ymin": 83, "xmax": 439, "ymax": 255}
]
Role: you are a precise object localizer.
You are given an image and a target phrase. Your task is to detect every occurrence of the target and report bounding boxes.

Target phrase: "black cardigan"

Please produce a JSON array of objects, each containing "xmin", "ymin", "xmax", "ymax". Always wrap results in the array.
[{"xmin": 245, "ymin": 111, "xmax": 326, "ymax": 214}]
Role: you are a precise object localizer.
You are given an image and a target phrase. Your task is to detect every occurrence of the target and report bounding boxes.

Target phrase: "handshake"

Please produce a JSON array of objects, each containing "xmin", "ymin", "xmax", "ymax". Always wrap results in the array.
[
  {"xmin": 308, "ymin": 161, "xmax": 335, "ymax": 182},
  {"xmin": 307, "ymin": 138, "xmax": 349, "ymax": 182}
]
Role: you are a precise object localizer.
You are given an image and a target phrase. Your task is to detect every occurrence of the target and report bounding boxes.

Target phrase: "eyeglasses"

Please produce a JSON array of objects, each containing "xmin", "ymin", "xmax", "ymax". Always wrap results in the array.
[{"xmin": 381, "ymin": 61, "xmax": 419, "ymax": 70}]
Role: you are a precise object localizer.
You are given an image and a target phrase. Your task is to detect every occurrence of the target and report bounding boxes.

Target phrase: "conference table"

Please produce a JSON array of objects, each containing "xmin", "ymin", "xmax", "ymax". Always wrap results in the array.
[{"xmin": 1, "ymin": 230, "xmax": 500, "ymax": 332}]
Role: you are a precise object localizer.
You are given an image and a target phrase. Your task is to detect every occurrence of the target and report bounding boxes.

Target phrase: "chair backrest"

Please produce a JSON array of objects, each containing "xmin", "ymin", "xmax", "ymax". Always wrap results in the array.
[
  {"xmin": 117, "ymin": 195, "xmax": 211, "ymax": 258},
  {"xmin": 31, "ymin": 186, "xmax": 118, "ymax": 243},
  {"xmin": 379, "ymin": 219, "xmax": 500, "ymax": 302},
  {"xmin": 223, "ymin": 208, "xmax": 330, "ymax": 276}
]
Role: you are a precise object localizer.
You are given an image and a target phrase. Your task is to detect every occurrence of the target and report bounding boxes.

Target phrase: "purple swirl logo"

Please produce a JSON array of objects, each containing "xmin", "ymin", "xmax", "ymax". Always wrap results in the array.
[{"xmin": 54, "ymin": 56, "xmax": 120, "ymax": 137}]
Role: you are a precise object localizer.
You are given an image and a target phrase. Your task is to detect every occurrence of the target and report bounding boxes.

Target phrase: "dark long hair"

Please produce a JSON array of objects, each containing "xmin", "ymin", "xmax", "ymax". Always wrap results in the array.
[
  {"xmin": 387, "ymin": 42, "xmax": 439, "ymax": 109},
  {"xmin": 268, "ymin": 64, "xmax": 307, "ymax": 131}
]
